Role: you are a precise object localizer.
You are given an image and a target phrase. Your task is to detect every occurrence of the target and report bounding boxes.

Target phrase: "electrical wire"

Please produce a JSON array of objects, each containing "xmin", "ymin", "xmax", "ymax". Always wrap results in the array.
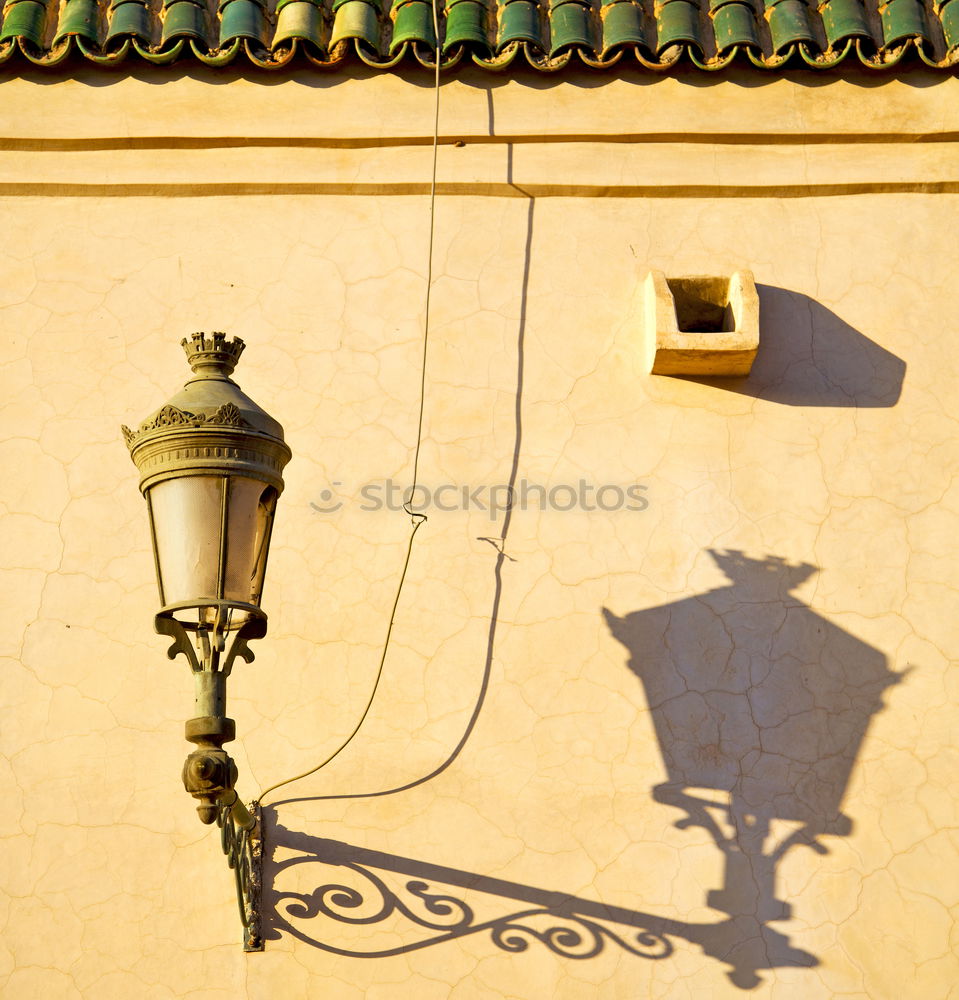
[{"xmin": 258, "ymin": 1, "xmax": 442, "ymax": 807}]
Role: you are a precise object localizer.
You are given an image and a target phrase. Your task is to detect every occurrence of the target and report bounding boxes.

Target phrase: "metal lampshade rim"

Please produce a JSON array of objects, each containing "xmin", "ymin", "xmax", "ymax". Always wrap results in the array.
[
  {"xmin": 156, "ymin": 600, "xmax": 267, "ymax": 634},
  {"xmin": 131, "ymin": 425, "xmax": 291, "ymax": 496}
]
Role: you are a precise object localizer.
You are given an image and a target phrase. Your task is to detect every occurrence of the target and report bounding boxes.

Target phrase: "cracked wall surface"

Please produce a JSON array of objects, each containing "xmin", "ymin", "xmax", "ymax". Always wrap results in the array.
[{"xmin": 0, "ymin": 71, "xmax": 958, "ymax": 1000}]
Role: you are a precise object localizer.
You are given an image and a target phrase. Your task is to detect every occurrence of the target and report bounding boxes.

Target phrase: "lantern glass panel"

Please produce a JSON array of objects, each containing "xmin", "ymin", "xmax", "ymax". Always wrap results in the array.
[
  {"xmin": 148, "ymin": 473, "xmax": 278, "ymax": 626},
  {"xmin": 149, "ymin": 475, "xmax": 224, "ymax": 607},
  {"xmin": 224, "ymin": 478, "xmax": 277, "ymax": 605}
]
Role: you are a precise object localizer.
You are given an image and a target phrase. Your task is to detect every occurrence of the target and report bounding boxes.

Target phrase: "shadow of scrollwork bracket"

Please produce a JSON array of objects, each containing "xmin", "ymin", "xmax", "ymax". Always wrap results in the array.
[{"xmin": 267, "ymin": 838, "xmax": 676, "ymax": 962}]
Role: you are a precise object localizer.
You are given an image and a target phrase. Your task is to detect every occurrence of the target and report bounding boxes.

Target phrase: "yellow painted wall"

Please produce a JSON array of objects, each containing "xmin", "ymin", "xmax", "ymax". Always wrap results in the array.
[{"xmin": 1, "ymin": 70, "xmax": 957, "ymax": 999}]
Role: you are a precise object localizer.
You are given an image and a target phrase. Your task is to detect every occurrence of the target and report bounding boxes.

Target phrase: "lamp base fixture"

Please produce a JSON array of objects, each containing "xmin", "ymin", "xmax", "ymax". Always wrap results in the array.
[{"xmin": 155, "ymin": 609, "xmax": 266, "ymax": 950}]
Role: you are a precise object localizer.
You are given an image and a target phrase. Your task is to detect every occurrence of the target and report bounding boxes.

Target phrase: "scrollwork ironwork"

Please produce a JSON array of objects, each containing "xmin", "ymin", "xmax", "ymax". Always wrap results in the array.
[
  {"xmin": 490, "ymin": 912, "xmax": 671, "ymax": 960},
  {"xmin": 263, "ymin": 834, "xmax": 823, "ymax": 983},
  {"xmin": 404, "ymin": 879, "xmax": 473, "ymax": 931},
  {"xmin": 217, "ymin": 797, "xmax": 262, "ymax": 952},
  {"xmin": 154, "ymin": 614, "xmax": 201, "ymax": 671},
  {"xmin": 270, "ymin": 851, "xmax": 673, "ymax": 961},
  {"xmin": 154, "ymin": 610, "xmax": 265, "ymax": 675}
]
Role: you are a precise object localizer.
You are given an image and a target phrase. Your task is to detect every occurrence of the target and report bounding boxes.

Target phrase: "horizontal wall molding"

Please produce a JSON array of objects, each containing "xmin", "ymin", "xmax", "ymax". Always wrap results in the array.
[
  {"xmin": 0, "ymin": 137, "xmax": 955, "ymax": 198},
  {"xmin": 4, "ymin": 132, "xmax": 959, "ymax": 152},
  {"xmin": 1, "ymin": 181, "xmax": 958, "ymax": 198}
]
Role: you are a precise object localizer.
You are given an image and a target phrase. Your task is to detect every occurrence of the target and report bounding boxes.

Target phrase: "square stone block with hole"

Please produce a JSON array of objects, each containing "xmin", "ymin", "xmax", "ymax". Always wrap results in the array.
[{"xmin": 645, "ymin": 270, "xmax": 760, "ymax": 376}]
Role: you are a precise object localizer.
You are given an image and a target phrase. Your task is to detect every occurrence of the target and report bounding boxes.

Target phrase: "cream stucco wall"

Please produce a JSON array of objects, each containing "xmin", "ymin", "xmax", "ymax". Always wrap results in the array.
[{"xmin": 1, "ymin": 69, "xmax": 958, "ymax": 999}]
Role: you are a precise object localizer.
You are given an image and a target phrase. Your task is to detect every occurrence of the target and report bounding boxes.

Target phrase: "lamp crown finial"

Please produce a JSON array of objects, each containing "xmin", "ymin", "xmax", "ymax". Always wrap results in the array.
[
  {"xmin": 181, "ymin": 332, "xmax": 246, "ymax": 377},
  {"xmin": 707, "ymin": 548, "xmax": 817, "ymax": 591}
]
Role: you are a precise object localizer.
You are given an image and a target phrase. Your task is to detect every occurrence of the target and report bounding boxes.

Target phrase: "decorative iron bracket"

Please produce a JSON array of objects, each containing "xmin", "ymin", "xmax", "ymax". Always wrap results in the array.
[{"xmin": 218, "ymin": 794, "xmax": 264, "ymax": 952}]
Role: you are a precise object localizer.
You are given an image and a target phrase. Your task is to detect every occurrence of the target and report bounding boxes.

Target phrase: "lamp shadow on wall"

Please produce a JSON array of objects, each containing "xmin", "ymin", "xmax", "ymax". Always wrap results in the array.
[
  {"xmin": 260, "ymin": 551, "xmax": 903, "ymax": 990},
  {"xmin": 662, "ymin": 286, "xmax": 906, "ymax": 407},
  {"xmin": 603, "ymin": 549, "xmax": 907, "ymax": 988}
]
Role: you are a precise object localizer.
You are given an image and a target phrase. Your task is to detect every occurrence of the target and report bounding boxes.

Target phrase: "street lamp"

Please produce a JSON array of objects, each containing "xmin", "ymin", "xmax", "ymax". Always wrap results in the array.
[{"xmin": 122, "ymin": 332, "xmax": 291, "ymax": 948}]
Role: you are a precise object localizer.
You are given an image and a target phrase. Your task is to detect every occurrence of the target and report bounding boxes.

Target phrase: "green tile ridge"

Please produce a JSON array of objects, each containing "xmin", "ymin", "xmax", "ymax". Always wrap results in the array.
[{"xmin": 0, "ymin": 0, "xmax": 955, "ymax": 69}]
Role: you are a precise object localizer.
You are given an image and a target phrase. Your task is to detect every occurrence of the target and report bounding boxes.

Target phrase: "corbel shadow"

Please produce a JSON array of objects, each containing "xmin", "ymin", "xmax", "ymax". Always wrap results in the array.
[{"xmin": 660, "ymin": 286, "xmax": 906, "ymax": 407}]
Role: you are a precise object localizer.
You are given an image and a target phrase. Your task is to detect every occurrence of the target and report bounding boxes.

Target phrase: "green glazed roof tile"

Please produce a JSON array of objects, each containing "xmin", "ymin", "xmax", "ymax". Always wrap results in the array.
[
  {"xmin": 655, "ymin": 0, "xmax": 703, "ymax": 52},
  {"xmin": 0, "ymin": 0, "xmax": 956, "ymax": 70},
  {"xmin": 819, "ymin": 0, "xmax": 870, "ymax": 46},
  {"xmin": 549, "ymin": 0, "xmax": 592, "ymax": 55},
  {"xmin": 106, "ymin": 0, "xmax": 151, "ymax": 43},
  {"xmin": 331, "ymin": 0, "xmax": 383, "ymax": 11},
  {"xmin": 160, "ymin": 0, "xmax": 207, "ymax": 45},
  {"xmin": 764, "ymin": 0, "xmax": 817, "ymax": 51},
  {"xmin": 219, "ymin": 0, "xmax": 267, "ymax": 46},
  {"xmin": 940, "ymin": 0, "xmax": 959, "ymax": 48},
  {"xmin": 391, "ymin": 0, "xmax": 437, "ymax": 50},
  {"xmin": 0, "ymin": 0, "xmax": 49, "ymax": 47},
  {"xmin": 600, "ymin": 1, "xmax": 647, "ymax": 54},
  {"xmin": 712, "ymin": 0, "xmax": 760, "ymax": 50},
  {"xmin": 330, "ymin": 0, "xmax": 379, "ymax": 47},
  {"xmin": 498, "ymin": 0, "xmax": 545, "ymax": 50},
  {"xmin": 53, "ymin": 0, "xmax": 99, "ymax": 44},
  {"xmin": 880, "ymin": 0, "xmax": 928, "ymax": 44},
  {"xmin": 444, "ymin": 0, "xmax": 491, "ymax": 51},
  {"xmin": 273, "ymin": 0, "xmax": 325, "ymax": 48}
]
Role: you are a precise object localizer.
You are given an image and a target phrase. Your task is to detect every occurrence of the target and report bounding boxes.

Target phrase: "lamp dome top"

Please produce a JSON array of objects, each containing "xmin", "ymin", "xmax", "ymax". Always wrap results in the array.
[{"xmin": 121, "ymin": 334, "xmax": 291, "ymax": 495}]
